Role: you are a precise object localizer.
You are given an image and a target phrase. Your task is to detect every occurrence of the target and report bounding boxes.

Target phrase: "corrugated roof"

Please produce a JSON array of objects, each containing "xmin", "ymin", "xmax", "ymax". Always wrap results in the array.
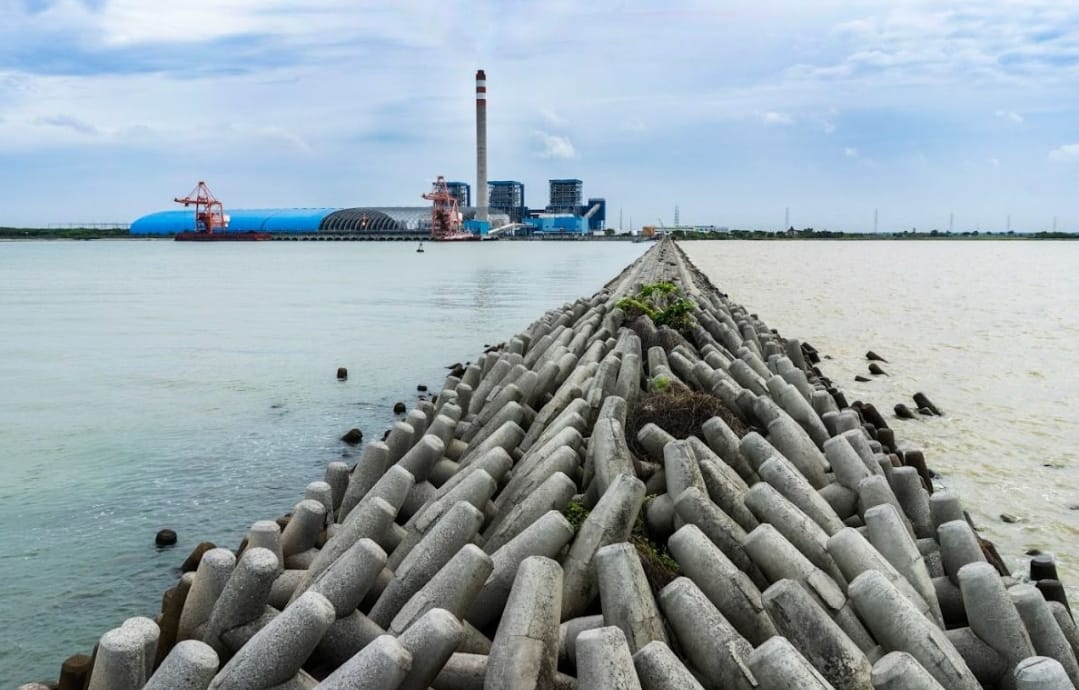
[{"xmin": 130, "ymin": 208, "xmax": 340, "ymax": 235}]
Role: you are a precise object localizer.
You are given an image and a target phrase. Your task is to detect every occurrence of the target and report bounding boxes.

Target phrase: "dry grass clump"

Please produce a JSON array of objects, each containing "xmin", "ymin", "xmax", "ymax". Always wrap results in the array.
[{"xmin": 627, "ymin": 385, "xmax": 747, "ymax": 461}]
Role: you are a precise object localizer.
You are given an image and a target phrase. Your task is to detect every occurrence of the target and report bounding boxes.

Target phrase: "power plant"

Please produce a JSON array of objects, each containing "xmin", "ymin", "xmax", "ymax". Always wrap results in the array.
[{"xmin": 129, "ymin": 69, "xmax": 607, "ymax": 239}]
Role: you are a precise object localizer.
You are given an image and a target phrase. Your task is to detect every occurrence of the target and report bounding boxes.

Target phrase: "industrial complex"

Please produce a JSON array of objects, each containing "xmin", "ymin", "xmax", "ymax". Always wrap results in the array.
[{"xmin": 129, "ymin": 70, "xmax": 607, "ymax": 240}]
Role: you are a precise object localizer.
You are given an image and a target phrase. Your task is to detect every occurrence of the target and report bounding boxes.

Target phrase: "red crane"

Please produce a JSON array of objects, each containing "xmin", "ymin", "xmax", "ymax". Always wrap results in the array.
[
  {"xmin": 422, "ymin": 176, "xmax": 477, "ymax": 241},
  {"xmin": 174, "ymin": 180, "xmax": 228, "ymax": 235}
]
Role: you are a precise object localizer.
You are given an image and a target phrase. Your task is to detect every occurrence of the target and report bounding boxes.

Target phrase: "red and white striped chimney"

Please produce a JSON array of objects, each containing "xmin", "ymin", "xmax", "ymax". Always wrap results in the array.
[{"xmin": 476, "ymin": 69, "xmax": 488, "ymax": 222}]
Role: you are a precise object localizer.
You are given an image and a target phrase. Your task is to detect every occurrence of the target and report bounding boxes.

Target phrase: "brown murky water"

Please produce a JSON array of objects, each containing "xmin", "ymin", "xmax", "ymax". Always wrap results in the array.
[{"xmin": 683, "ymin": 239, "xmax": 1079, "ymax": 593}]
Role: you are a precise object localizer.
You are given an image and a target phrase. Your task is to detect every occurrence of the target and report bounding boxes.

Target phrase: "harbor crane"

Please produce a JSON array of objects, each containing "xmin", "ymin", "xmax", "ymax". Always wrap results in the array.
[
  {"xmin": 174, "ymin": 181, "xmax": 228, "ymax": 235},
  {"xmin": 422, "ymin": 176, "xmax": 476, "ymax": 241}
]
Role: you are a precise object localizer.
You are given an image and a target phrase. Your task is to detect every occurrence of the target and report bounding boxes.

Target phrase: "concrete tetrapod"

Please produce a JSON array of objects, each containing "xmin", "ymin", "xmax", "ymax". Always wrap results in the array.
[
  {"xmin": 485, "ymin": 556, "xmax": 563, "ymax": 690},
  {"xmin": 658, "ymin": 577, "xmax": 756, "ymax": 690},
  {"xmin": 758, "ymin": 455, "xmax": 845, "ymax": 535},
  {"xmin": 632, "ymin": 640, "xmax": 705, "ymax": 690},
  {"xmin": 1013, "ymin": 657, "xmax": 1077, "ymax": 690},
  {"xmin": 87, "ymin": 624, "xmax": 148, "ymax": 690},
  {"xmin": 864, "ymin": 503, "xmax": 945, "ymax": 626},
  {"xmin": 1009, "ymin": 585, "xmax": 1079, "ymax": 687},
  {"xmin": 370, "ymin": 501, "xmax": 485, "ymax": 627},
  {"xmin": 939, "ymin": 521, "xmax": 988, "ymax": 586},
  {"xmin": 468, "ymin": 511, "xmax": 575, "ymax": 630},
  {"xmin": 745, "ymin": 482, "xmax": 846, "ymax": 590},
  {"xmin": 207, "ymin": 591, "xmax": 336, "ymax": 690},
  {"xmin": 595, "ymin": 542, "xmax": 668, "ymax": 653},
  {"xmin": 673, "ymin": 487, "xmax": 766, "ymax": 589},
  {"xmin": 177, "ymin": 548, "xmax": 236, "ymax": 641},
  {"xmin": 395, "ymin": 608, "xmax": 464, "ymax": 690},
  {"xmin": 337, "ymin": 442, "xmax": 391, "ymax": 522},
  {"xmin": 388, "ymin": 543, "xmax": 493, "ymax": 634},
  {"xmin": 481, "ymin": 471, "xmax": 576, "ymax": 554},
  {"xmin": 304, "ymin": 537, "xmax": 387, "ymax": 619},
  {"xmin": 848, "ymin": 570, "xmax": 980, "ymax": 690},
  {"xmin": 959, "ymin": 561, "xmax": 1035, "ymax": 687},
  {"xmin": 870, "ymin": 651, "xmax": 946, "ymax": 690},
  {"xmin": 201, "ymin": 547, "xmax": 279, "ymax": 655},
  {"xmin": 576, "ymin": 626, "xmax": 644, "ymax": 690},
  {"xmin": 768, "ymin": 415, "xmax": 830, "ymax": 489},
  {"xmin": 314, "ymin": 634, "xmax": 412, "ymax": 690},
  {"xmin": 827, "ymin": 527, "xmax": 935, "ymax": 623},
  {"xmin": 144, "ymin": 639, "xmax": 219, "ymax": 690},
  {"xmin": 747, "ymin": 635, "xmax": 837, "ymax": 690},
  {"xmin": 562, "ymin": 472, "xmax": 646, "ymax": 619},
  {"xmin": 761, "ymin": 579, "xmax": 871, "ymax": 690},
  {"xmin": 667, "ymin": 524, "xmax": 777, "ymax": 646}
]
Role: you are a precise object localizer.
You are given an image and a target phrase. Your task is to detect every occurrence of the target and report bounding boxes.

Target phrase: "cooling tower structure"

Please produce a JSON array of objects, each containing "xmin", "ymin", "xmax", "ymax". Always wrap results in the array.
[{"xmin": 476, "ymin": 69, "xmax": 488, "ymax": 222}]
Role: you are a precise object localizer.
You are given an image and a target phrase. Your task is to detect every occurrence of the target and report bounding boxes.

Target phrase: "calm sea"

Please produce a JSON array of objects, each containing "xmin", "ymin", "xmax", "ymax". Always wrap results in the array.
[
  {"xmin": 0, "ymin": 239, "xmax": 647, "ymax": 684},
  {"xmin": 683, "ymin": 240, "xmax": 1079, "ymax": 593}
]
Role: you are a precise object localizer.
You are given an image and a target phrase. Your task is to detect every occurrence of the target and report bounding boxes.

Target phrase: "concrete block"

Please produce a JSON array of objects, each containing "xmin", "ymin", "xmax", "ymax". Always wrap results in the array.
[
  {"xmin": 487, "ymin": 557, "xmax": 563, "ymax": 690},
  {"xmin": 576, "ymin": 626, "xmax": 643, "ymax": 690}
]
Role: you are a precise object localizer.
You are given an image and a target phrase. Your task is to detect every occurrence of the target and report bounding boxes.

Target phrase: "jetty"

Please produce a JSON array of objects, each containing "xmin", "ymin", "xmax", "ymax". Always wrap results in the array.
[{"xmin": 26, "ymin": 238, "xmax": 1078, "ymax": 689}]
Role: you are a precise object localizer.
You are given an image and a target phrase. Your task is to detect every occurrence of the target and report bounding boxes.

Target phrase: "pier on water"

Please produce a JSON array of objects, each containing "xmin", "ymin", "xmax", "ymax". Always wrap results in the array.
[{"xmin": 27, "ymin": 238, "xmax": 1079, "ymax": 690}]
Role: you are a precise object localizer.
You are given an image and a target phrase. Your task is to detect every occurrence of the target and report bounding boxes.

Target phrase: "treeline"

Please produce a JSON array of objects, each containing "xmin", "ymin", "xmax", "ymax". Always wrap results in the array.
[
  {"xmin": 0, "ymin": 228, "xmax": 131, "ymax": 239},
  {"xmin": 667, "ymin": 228, "xmax": 1077, "ymax": 241}
]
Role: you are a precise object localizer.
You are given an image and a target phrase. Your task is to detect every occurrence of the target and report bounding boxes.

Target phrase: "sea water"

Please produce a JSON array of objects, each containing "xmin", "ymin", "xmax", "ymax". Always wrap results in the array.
[{"xmin": 0, "ymin": 239, "xmax": 646, "ymax": 684}]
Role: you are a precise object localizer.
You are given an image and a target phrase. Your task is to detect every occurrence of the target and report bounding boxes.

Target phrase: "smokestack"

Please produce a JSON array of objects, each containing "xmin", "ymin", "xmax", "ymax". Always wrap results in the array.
[{"xmin": 476, "ymin": 69, "xmax": 488, "ymax": 222}]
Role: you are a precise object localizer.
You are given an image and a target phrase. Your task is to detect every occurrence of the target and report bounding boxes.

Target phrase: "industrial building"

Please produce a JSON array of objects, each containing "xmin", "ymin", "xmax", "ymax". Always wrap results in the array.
[{"xmin": 128, "ymin": 69, "xmax": 608, "ymax": 240}]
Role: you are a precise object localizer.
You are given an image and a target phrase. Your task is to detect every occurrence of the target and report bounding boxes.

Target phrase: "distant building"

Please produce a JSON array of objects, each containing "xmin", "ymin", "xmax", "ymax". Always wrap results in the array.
[
  {"xmin": 547, "ymin": 179, "xmax": 583, "ymax": 214},
  {"xmin": 585, "ymin": 197, "xmax": 606, "ymax": 231},
  {"xmin": 488, "ymin": 180, "xmax": 526, "ymax": 223},
  {"xmin": 446, "ymin": 181, "xmax": 471, "ymax": 208}
]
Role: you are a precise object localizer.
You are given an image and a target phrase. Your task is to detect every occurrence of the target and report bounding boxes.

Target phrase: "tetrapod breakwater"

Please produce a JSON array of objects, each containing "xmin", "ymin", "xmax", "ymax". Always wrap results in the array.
[{"xmin": 23, "ymin": 237, "xmax": 1078, "ymax": 689}]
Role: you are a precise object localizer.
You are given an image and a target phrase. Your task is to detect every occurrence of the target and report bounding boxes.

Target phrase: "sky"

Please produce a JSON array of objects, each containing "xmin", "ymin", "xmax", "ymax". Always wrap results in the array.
[{"xmin": 2, "ymin": 0, "xmax": 1078, "ymax": 232}]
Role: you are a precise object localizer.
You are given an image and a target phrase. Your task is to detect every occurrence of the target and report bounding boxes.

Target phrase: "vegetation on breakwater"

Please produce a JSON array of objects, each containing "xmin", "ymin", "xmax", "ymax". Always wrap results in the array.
[
  {"xmin": 0, "ymin": 227, "xmax": 129, "ymax": 240},
  {"xmin": 665, "ymin": 227, "xmax": 1078, "ymax": 241}
]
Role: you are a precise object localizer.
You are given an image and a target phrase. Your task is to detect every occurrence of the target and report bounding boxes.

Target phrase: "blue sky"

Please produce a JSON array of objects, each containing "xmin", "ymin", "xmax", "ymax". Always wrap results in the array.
[{"xmin": 2, "ymin": 0, "xmax": 1078, "ymax": 232}]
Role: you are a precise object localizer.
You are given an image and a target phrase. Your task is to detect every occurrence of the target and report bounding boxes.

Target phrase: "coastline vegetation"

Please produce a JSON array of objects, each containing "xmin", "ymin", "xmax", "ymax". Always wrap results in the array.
[
  {"xmin": 663, "ymin": 227, "xmax": 1077, "ymax": 240},
  {"xmin": 0, "ymin": 227, "xmax": 131, "ymax": 240}
]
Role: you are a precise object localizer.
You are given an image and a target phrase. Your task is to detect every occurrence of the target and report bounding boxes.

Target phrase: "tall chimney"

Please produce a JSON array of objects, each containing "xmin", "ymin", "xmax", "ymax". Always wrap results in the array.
[{"xmin": 475, "ymin": 69, "xmax": 488, "ymax": 222}]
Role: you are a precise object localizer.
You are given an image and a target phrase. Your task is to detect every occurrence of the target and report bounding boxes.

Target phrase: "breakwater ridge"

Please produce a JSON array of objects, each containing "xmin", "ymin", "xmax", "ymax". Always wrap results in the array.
[{"xmin": 21, "ymin": 238, "xmax": 1078, "ymax": 689}]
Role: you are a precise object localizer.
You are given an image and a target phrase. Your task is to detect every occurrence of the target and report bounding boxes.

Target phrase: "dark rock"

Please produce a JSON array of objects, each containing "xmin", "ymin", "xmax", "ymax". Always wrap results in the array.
[
  {"xmin": 866, "ymin": 350, "xmax": 889, "ymax": 363},
  {"xmin": 382, "ymin": 428, "xmax": 391, "ymax": 441},
  {"xmin": 894, "ymin": 403, "xmax": 915, "ymax": 419},
  {"xmin": 917, "ymin": 407, "xmax": 934, "ymax": 416},
  {"xmin": 446, "ymin": 361, "xmax": 462, "ymax": 370},
  {"xmin": 876, "ymin": 428, "xmax": 896, "ymax": 453},
  {"xmin": 180, "ymin": 542, "xmax": 216, "ymax": 573},
  {"xmin": 902, "ymin": 449, "xmax": 934, "ymax": 494},
  {"xmin": 1069, "ymin": 504, "xmax": 1079, "ymax": 511},
  {"xmin": 393, "ymin": 401, "xmax": 407, "ymax": 415},
  {"xmin": 340, "ymin": 428, "xmax": 363, "ymax": 445},
  {"xmin": 1027, "ymin": 548, "xmax": 1044, "ymax": 556},
  {"xmin": 854, "ymin": 375, "xmax": 871, "ymax": 383},
  {"xmin": 1000, "ymin": 513, "xmax": 1020, "ymax": 524},
  {"xmin": 868, "ymin": 363, "xmax": 888, "ymax": 376},
  {"xmin": 276, "ymin": 514, "xmax": 291, "ymax": 530},
  {"xmin": 336, "ymin": 367, "xmax": 348, "ymax": 381},
  {"xmin": 417, "ymin": 384, "xmax": 428, "ymax": 392},
  {"xmin": 913, "ymin": 392, "xmax": 942, "ymax": 416},
  {"xmin": 155, "ymin": 529, "xmax": 178, "ymax": 547}
]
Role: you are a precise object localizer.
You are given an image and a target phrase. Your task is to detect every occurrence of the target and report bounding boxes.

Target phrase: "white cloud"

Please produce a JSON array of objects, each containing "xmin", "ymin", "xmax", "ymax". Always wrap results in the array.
[
  {"xmin": 844, "ymin": 147, "xmax": 859, "ymax": 157},
  {"xmin": 763, "ymin": 111, "xmax": 794, "ymax": 126},
  {"xmin": 540, "ymin": 108, "xmax": 567, "ymax": 127},
  {"xmin": 532, "ymin": 131, "xmax": 577, "ymax": 159},
  {"xmin": 1049, "ymin": 144, "xmax": 1079, "ymax": 162},
  {"xmin": 987, "ymin": 157, "xmax": 1001, "ymax": 168},
  {"xmin": 35, "ymin": 115, "xmax": 99, "ymax": 136},
  {"xmin": 995, "ymin": 110, "xmax": 1023, "ymax": 124}
]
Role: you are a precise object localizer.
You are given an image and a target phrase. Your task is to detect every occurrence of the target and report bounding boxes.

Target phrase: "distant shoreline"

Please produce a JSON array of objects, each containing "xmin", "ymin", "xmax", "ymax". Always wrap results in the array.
[{"xmin": 1, "ymin": 228, "xmax": 1075, "ymax": 241}]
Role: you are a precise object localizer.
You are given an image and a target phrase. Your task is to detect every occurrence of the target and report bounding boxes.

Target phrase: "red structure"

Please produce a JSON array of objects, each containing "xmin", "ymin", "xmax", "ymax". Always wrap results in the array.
[
  {"xmin": 172, "ymin": 180, "xmax": 269, "ymax": 241},
  {"xmin": 422, "ymin": 176, "xmax": 477, "ymax": 241}
]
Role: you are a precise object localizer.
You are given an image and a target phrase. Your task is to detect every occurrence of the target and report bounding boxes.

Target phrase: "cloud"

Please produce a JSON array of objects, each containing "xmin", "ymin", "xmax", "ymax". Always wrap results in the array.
[
  {"xmin": 1049, "ymin": 144, "xmax": 1079, "ymax": 162},
  {"xmin": 540, "ymin": 108, "xmax": 566, "ymax": 126},
  {"xmin": 995, "ymin": 110, "xmax": 1023, "ymax": 124},
  {"xmin": 34, "ymin": 115, "xmax": 99, "ymax": 136},
  {"xmin": 763, "ymin": 111, "xmax": 794, "ymax": 126},
  {"xmin": 532, "ymin": 131, "xmax": 577, "ymax": 159},
  {"xmin": 844, "ymin": 147, "xmax": 859, "ymax": 157}
]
